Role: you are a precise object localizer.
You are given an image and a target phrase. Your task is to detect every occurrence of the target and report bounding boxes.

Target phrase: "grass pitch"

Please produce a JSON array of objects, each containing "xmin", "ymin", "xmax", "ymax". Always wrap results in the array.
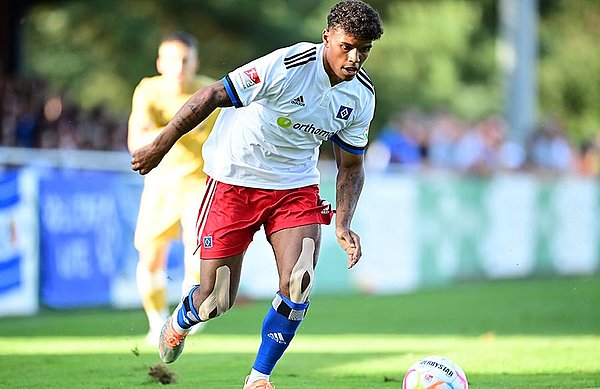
[{"xmin": 0, "ymin": 276, "xmax": 599, "ymax": 388}]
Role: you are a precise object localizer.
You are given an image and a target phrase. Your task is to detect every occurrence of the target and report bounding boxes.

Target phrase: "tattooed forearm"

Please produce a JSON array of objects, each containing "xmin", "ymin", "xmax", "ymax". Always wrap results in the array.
[
  {"xmin": 173, "ymin": 111, "xmax": 199, "ymax": 136},
  {"xmin": 171, "ymin": 81, "xmax": 232, "ymax": 136},
  {"xmin": 336, "ymin": 164, "xmax": 365, "ymax": 228}
]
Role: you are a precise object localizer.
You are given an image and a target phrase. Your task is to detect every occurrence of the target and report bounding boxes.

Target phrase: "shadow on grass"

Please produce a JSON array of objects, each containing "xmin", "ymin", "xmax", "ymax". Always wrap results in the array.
[{"xmin": 0, "ymin": 276, "xmax": 598, "ymax": 337}]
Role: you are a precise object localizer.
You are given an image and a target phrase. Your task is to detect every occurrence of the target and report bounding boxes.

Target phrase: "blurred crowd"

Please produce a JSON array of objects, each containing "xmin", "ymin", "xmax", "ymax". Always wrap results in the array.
[
  {"xmin": 366, "ymin": 108, "xmax": 600, "ymax": 177},
  {"xmin": 0, "ymin": 76, "xmax": 127, "ymax": 151},
  {"xmin": 2, "ymin": 75, "xmax": 599, "ymax": 177}
]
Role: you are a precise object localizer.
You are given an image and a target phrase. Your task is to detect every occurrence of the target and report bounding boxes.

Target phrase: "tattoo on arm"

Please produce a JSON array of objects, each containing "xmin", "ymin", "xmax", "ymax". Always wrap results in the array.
[
  {"xmin": 336, "ymin": 164, "xmax": 365, "ymax": 227},
  {"xmin": 172, "ymin": 82, "xmax": 232, "ymax": 136}
]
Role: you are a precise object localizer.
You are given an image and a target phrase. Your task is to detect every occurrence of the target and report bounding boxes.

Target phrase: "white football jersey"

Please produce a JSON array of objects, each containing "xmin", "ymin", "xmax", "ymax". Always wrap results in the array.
[{"xmin": 202, "ymin": 42, "xmax": 375, "ymax": 189}]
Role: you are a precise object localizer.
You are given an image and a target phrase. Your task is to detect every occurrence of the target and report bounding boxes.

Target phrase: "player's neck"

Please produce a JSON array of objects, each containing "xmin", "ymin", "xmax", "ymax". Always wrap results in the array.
[
  {"xmin": 164, "ymin": 81, "xmax": 190, "ymax": 95},
  {"xmin": 322, "ymin": 56, "xmax": 344, "ymax": 87},
  {"xmin": 323, "ymin": 58, "xmax": 343, "ymax": 88}
]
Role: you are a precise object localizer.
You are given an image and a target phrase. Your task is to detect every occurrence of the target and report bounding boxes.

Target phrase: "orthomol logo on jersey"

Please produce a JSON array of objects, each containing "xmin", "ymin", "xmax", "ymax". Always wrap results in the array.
[{"xmin": 277, "ymin": 117, "xmax": 334, "ymax": 138}]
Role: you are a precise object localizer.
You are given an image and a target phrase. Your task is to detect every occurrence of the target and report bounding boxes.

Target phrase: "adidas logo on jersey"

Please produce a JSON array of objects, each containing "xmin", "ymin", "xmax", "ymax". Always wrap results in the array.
[
  {"xmin": 290, "ymin": 95, "xmax": 306, "ymax": 106},
  {"xmin": 267, "ymin": 332, "xmax": 287, "ymax": 344}
]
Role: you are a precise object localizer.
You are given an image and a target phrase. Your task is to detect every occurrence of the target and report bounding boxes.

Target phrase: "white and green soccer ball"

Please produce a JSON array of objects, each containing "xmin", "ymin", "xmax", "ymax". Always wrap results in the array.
[{"xmin": 402, "ymin": 355, "xmax": 468, "ymax": 389}]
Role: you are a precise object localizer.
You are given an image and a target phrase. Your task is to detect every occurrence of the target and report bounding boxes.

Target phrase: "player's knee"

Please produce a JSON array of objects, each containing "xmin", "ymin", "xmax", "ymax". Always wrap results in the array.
[
  {"xmin": 286, "ymin": 238, "xmax": 315, "ymax": 303},
  {"xmin": 136, "ymin": 261, "xmax": 166, "ymax": 290},
  {"xmin": 196, "ymin": 266, "xmax": 232, "ymax": 321}
]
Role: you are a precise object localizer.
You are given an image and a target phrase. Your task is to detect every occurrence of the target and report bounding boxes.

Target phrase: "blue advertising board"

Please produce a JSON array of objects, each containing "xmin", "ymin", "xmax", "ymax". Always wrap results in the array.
[
  {"xmin": 37, "ymin": 169, "xmax": 187, "ymax": 309},
  {"xmin": 0, "ymin": 169, "xmax": 39, "ymax": 317},
  {"xmin": 0, "ymin": 171, "xmax": 22, "ymax": 294},
  {"xmin": 38, "ymin": 169, "xmax": 124, "ymax": 308}
]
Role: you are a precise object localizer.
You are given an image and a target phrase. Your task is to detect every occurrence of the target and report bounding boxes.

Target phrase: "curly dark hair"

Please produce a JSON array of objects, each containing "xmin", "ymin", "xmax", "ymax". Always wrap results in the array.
[{"xmin": 327, "ymin": 0, "xmax": 384, "ymax": 41}]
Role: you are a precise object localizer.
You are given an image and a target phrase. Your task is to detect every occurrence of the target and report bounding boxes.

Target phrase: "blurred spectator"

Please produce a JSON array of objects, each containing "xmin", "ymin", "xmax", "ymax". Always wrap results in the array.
[
  {"xmin": 368, "ymin": 109, "xmax": 527, "ymax": 175},
  {"xmin": 453, "ymin": 115, "xmax": 524, "ymax": 175},
  {"xmin": 428, "ymin": 109, "xmax": 467, "ymax": 169},
  {"xmin": 1, "ymin": 75, "xmax": 126, "ymax": 151},
  {"xmin": 1, "ymin": 72, "xmax": 595, "ymax": 179},
  {"xmin": 366, "ymin": 108, "xmax": 428, "ymax": 171},
  {"xmin": 525, "ymin": 119, "xmax": 577, "ymax": 174},
  {"xmin": 577, "ymin": 134, "xmax": 600, "ymax": 177},
  {"xmin": 1, "ymin": 77, "xmax": 45, "ymax": 147}
]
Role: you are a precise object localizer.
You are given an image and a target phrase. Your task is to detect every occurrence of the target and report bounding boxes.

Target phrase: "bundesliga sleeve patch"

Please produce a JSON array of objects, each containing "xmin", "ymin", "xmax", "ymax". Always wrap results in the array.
[
  {"xmin": 238, "ymin": 67, "xmax": 261, "ymax": 89},
  {"xmin": 336, "ymin": 105, "xmax": 353, "ymax": 120}
]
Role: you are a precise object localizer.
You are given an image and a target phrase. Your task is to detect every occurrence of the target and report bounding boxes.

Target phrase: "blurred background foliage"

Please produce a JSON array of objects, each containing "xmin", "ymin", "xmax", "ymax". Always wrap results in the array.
[{"xmin": 22, "ymin": 0, "xmax": 600, "ymax": 141}]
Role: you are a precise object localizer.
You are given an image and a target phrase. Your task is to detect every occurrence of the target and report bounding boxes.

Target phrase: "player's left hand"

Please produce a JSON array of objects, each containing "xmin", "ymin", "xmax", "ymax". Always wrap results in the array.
[
  {"xmin": 131, "ymin": 143, "xmax": 165, "ymax": 175},
  {"xmin": 335, "ymin": 227, "xmax": 362, "ymax": 269}
]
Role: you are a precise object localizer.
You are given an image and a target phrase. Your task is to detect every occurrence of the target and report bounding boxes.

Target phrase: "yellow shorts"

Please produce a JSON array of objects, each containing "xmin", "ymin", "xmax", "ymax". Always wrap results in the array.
[{"xmin": 134, "ymin": 174, "xmax": 205, "ymax": 251}]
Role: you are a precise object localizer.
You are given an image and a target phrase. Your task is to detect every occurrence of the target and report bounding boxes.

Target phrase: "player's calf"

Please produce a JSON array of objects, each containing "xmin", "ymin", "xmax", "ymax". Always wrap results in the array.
[
  {"xmin": 249, "ymin": 292, "xmax": 309, "ymax": 382},
  {"xmin": 172, "ymin": 265, "xmax": 232, "ymax": 331},
  {"xmin": 288, "ymin": 237, "xmax": 315, "ymax": 303},
  {"xmin": 246, "ymin": 238, "xmax": 315, "ymax": 385}
]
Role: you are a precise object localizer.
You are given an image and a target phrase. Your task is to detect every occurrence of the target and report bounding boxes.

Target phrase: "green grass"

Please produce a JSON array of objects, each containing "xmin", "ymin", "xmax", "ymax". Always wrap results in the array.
[{"xmin": 1, "ymin": 276, "xmax": 599, "ymax": 388}]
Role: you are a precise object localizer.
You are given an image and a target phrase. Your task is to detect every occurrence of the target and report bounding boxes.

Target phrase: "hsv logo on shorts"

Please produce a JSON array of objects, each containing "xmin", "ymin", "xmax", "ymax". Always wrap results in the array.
[
  {"xmin": 336, "ymin": 105, "xmax": 353, "ymax": 120},
  {"xmin": 239, "ymin": 67, "xmax": 261, "ymax": 89},
  {"xmin": 203, "ymin": 236, "xmax": 213, "ymax": 248}
]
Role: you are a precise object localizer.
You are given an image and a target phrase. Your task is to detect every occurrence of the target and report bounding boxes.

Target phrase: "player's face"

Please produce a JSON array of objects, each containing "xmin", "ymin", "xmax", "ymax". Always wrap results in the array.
[
  {"xmin": 156, "ymin": 41, "xmax": 198, "ymax": 86},
  {"xmin": 322, "ymin": 27, "xmax": 373, "ymax": 86}
]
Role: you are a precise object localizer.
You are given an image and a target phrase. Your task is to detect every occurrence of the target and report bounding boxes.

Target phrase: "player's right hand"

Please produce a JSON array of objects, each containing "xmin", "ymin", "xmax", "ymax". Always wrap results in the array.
[
  {"xmin": 130, "ymin": 143, "xmax": 165, "ymax": 175},
  {"xmin": 335, "ymin": 226, "xmax": 362, "ymax": 269}
]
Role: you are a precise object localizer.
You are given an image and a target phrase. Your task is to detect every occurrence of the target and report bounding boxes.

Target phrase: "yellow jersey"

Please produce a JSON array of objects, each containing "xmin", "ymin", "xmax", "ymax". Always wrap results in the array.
[{"xmin": 129, "ymin": 74, "xmax": 220, "ymax": 179}]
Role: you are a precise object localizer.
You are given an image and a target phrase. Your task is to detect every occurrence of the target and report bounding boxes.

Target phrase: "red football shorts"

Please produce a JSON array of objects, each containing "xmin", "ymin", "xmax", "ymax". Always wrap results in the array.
[{"xmin": 195, "ymin": 177, "xmax": 333, "ymax": 259}]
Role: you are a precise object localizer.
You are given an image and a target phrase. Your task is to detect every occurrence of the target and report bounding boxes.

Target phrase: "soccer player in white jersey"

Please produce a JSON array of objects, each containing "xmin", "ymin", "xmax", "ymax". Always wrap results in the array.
[{"xmin": 131, "ymin": 1, "xmax": 383, "ymax": 387}]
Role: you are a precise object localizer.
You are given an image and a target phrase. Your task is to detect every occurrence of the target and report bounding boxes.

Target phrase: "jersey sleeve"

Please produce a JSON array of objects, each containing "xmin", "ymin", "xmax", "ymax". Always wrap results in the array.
[
  {"xmin": 222, "ymin": 48, "xmax": 288, "ymax": 108},
  {"xmin": 330, "ymin": 96, "xmax": 374, "ymax": 155}
]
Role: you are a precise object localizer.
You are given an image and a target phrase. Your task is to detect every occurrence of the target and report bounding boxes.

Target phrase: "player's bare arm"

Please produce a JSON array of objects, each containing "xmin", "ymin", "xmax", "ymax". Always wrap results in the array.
[
  {"xmin": 131, "ymin": 81, "xmax": 232, "ymax": 175},
  {"xmin": 127, "ymin": 120, "xmax": 160, "ymax": 153},
  {"xmin": 127, "ymin": 85, "xmax": 161, "ymax": 153},
  {"xmin": 332, "ymin": 142, "xmax": 365, "ymax": 269}
]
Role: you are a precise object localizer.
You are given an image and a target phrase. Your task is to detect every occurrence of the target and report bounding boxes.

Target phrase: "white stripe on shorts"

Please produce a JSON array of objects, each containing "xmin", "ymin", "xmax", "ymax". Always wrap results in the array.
[{"xmin": 195, "ymin": 177, "xmax": 218, "ymax": 243}]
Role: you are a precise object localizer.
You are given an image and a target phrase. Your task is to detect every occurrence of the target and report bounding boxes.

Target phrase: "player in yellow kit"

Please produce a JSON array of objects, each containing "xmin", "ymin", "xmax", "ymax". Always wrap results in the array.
[{"xmin": 128, "ymin": 32, "xmax": 220, "ymax": 345}]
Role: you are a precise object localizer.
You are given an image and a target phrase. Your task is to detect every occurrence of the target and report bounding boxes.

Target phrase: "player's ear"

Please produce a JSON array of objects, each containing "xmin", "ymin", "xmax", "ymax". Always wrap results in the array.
[
  {"xmin": 322, "ymin": 28, "xmax": 330, "ymax": 46},
  {"xmin": 156, "ymin": 57, "xmax": 163, "ymax": 75},
  {"xmin": 188, "ymin": 47, "xmax": 200, "ymax": 72}
]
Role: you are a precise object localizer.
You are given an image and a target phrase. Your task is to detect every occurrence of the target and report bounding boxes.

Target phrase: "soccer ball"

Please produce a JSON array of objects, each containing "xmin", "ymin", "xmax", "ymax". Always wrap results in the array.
[{"xmin": 402, "ymin": 355, "xmax": 468, "ymax": 389}]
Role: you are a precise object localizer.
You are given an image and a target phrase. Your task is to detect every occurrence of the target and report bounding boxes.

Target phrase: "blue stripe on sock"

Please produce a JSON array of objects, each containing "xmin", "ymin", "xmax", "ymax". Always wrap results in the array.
[
  {"xmin": 187, "ymin": 285, "xmax": 201, "ymax": 322},
  {"xmin": 277, "ymin": 291, "xmax": 309, "ymax": 311},
  {"xmin": 176, "ymin": 285, "xmax": 201, "ymax": 329}
]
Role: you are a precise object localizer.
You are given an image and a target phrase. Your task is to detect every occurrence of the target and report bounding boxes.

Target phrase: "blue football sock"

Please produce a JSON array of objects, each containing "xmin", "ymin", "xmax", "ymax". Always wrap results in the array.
[
  {"xmin": 252, "ymin": 292, "xmax": 309, "ymax": 375},
  {"xmin": 175, "ymin": 284, "xmax": 202, "ymax": 330}
]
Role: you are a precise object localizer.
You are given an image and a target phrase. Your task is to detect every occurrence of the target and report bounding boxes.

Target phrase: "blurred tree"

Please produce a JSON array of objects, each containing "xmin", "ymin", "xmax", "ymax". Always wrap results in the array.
[
  {"xmin": 20, "ymin": 0, "xmax": 600, "ymax": 143},
  {"xmin": 538, "ymin": 0, "xmax": 600, "ymax": 141},
  {"xmin": 24, "ymin": 0, "xmax": 161, "ymax": 114},
  {"xmin": 366, "ymin": 0, "xmax": 502, "ymax": 131},
  {"xmin": 23, "ymin": 0, "xmax": 325, "ymax": 116}
]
